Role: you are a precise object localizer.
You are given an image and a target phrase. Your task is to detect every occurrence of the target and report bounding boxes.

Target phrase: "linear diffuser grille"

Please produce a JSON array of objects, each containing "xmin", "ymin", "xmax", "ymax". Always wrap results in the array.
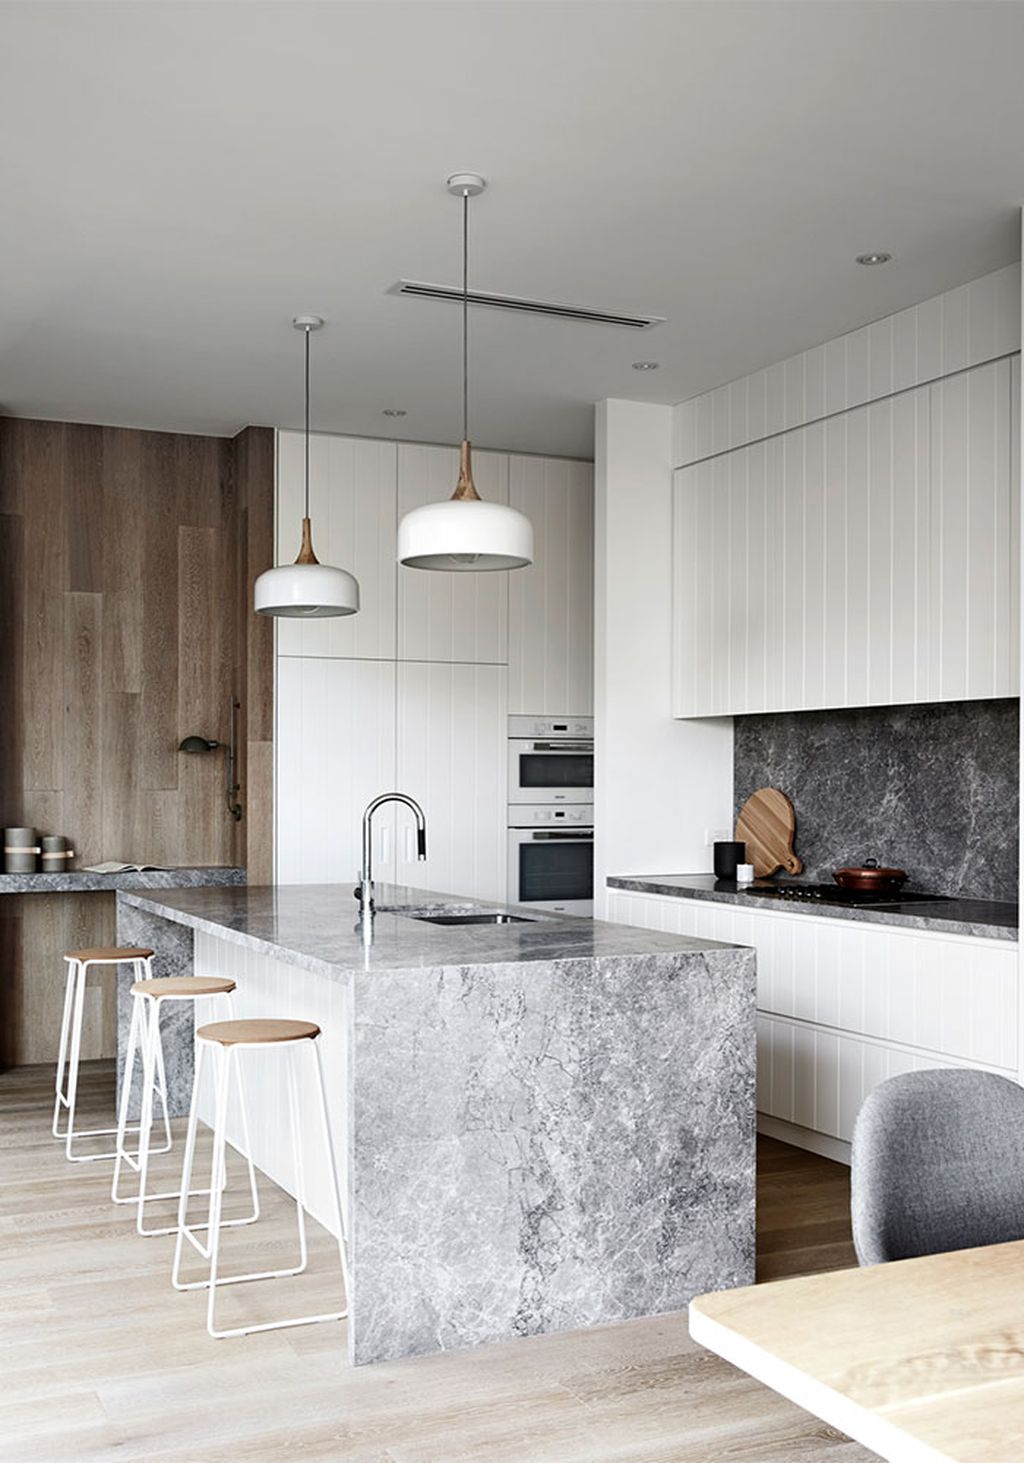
[{"xmin": 392, "ymin": 279, "xmax": 664, "ymax": 330}]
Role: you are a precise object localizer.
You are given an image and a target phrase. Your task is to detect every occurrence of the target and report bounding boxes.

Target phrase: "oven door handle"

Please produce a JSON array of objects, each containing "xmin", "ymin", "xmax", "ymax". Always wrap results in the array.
[
  {"xmin": 525, "ymin": 830, "xmax": 594, "ymax": 841},
  {"xmin": 526, "ymin": 742, "xmax": 594, "ymax": 752}
]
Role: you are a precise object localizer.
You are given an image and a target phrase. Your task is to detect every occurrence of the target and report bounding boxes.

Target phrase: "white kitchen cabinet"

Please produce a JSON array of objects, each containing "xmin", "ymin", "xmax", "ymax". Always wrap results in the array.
[
  {"xmin": 929, "ymin": 357, "xmax": 1015, "ymax": 701},
  {"xmin": 276, "ymin": 431, "xmax": 398, "ymax": 660},
  {"xmin": 672, "ymin": 357, "xmax": 1018, "ymax": 717},
  {"xmin": 396, "ymin": 443, "xmax": 509, "ymax": 664},
  {"xmin": 508, "ymin": 456, "xmax": 594, "ymax": 715},
  {"xmin": 395, "ymin": 661, "xmax": 507, "ymax": 902},
  {"xmin": 606, "ymin": 889, "xmax": 1018, "ymax": 1153},
  {"xmin": 275, "ymin": 656, "xmax": 397, "ymax": 885}
]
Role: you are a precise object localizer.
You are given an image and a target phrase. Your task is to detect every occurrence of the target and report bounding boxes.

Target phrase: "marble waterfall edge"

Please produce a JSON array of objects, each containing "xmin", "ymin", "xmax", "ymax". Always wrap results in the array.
[{"xmin": 350, "ymin": 944, "xmax": 756, "ymax": 1364}]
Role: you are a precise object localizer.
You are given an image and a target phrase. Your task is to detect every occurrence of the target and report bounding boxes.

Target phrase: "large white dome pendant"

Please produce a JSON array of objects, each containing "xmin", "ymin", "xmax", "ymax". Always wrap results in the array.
[
  {"xmin": 397, "ymin": 174, "xmax": 533, "ymax": 574},
  {"xmin": 254, "ymin": 316, "xmax": 360, "ymax": 618},
  {"xmin": 397, "ymin": 439, "xmax": 533, "ymax": 571}
]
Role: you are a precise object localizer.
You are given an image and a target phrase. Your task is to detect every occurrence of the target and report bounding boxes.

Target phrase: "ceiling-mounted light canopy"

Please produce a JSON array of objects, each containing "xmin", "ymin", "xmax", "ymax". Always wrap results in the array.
[
  {"xmin": 254, "ymin": 316, "xmax": 360, "ymax": 617},
  {"xmin": 397, "ymin": 174, "xmax": 533, "ymax": 574}
]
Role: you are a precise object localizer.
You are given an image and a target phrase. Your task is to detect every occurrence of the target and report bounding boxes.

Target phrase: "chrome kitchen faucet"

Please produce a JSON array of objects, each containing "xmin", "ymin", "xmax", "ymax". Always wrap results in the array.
[{"xmin": 356, "ymin": 793, "xmax": 427, "ymax": 926}]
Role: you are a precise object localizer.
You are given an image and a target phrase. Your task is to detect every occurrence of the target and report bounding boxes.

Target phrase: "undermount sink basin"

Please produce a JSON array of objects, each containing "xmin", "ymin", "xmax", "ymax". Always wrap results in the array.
[{"xmin": 409, "ymin": 912, "xmax": 536, "ymax": 926}]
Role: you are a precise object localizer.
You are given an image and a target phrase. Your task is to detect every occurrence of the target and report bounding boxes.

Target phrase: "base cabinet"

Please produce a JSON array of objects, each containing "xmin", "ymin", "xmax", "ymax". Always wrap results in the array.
[{"xmin": 607, "ymin": 889, "xmax": 1018, "ymax": 1154}]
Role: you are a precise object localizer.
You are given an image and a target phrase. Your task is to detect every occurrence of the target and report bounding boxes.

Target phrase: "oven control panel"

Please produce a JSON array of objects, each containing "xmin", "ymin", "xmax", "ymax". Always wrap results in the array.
[
  {"xmin": 508, "ymin": 715, "xmax": 593, "ymax": 740},
  {"xmin": 508, "ymin": 804, "xmax": 594, "ymax": 828}
]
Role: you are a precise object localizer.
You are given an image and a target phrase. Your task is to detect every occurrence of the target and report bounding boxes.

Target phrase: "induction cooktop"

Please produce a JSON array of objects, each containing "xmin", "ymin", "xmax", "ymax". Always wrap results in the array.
[{"xmin": 742, "ymin": 882, "xmax": 952, "ymax": 907}]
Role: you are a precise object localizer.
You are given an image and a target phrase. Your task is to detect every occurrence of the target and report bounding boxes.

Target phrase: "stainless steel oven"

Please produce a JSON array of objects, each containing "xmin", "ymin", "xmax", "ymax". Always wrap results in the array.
[
  {"xmin": 508, "ymin": 716, "xmax": 593, "ymax": 805},
  {"xmin": 508, "ymin": 804, "xmax": 593, "ymax": 916}
]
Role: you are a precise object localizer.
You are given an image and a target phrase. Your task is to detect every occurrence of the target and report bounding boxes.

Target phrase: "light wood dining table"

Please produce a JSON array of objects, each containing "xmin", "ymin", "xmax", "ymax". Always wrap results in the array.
[{"xmin": 689, "ymin": 1239, "xmax": 1024, "ymax": 1462}]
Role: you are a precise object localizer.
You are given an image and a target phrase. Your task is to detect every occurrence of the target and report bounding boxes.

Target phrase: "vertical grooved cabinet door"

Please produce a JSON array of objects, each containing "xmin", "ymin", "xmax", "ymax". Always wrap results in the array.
[
  {"xmin": 508, "ymin": 457, "xmax": 593, "ymax": 715},
  {"xmin": 397, "ymin": 444, "xmax": 509, "ymax": 664},
  {"xmin": 1011, "ymin": 354, "xmax": 1021, "ymax": 695},
  {"xmin": 671, "ymin": 464, "xmax": 700, "ymax": 716},
  {"xmin": 930, "ymin": 358, "xmax": 1013, "ymax": 701},
  {"xmin": 396, "ymin": 662, "xmax": 507, "ymax": 902},
  {"xmin": 275, "ymin": 657, "xmax": 397, "ymax": 885},
  {"xmin": 275, "ymin": 431, "xmax": 397, "ymax": 659}
]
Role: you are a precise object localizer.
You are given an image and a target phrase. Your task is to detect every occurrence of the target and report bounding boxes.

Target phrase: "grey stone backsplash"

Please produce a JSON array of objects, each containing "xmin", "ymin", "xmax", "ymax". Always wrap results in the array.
[{"xmin": 734, "ymin": 699, "xmax": 1019, "ymax": 901}]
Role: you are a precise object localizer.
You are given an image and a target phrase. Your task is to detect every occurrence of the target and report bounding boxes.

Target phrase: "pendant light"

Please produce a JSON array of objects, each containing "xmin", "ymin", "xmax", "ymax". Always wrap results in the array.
[
  {"xmin": 397, "ymin": 174, "xmax": 533, "ymax": 572},
  {"xmin": 254, "ymin": 316, "xmax": 360, "ymax": 617}
]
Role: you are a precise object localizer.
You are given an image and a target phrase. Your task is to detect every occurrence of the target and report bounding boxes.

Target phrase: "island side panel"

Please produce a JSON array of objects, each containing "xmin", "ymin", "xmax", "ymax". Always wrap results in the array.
[
  {"xmin": 350, "ymin": 945, "xmax": 756, "ymax": 1366},
  {"xmin": 116, "ymin": 897, "xmax": 196, "ymax": 1117}
]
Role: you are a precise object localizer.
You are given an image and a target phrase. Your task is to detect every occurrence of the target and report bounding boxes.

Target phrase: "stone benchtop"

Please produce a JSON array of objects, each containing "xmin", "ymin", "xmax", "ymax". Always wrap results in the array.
[
  {"xmin": 608, "ymin": 874, "xmax": 1018, "ymax": 942},
  {"xmin": 0, "ymin": 866, "xmax": 245, "ymax": 895},
  {"xmin": 118, "ymin": 880, "xmax": 745, "ymax": 983}
]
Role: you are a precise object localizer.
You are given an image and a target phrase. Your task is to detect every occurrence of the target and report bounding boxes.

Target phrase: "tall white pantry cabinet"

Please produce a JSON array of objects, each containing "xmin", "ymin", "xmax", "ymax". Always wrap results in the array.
[{"xmin": 274, "ymin": 432, "xmax": 594, "ymax": 899}]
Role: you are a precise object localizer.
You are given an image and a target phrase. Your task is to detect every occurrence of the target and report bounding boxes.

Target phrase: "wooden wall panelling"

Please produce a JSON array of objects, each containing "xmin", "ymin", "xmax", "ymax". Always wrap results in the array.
[
  {"xmin": 0, "ymin": 415, "xmax": 276, "ymax": 1065},
  {"xmin": 233, "ymin": 425, "xmax": 275, "ymax": 883}
]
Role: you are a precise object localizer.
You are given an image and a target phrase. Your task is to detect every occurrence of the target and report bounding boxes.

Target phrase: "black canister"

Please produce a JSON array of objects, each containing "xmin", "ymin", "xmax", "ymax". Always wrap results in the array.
[{"xmin": 713, "ymin": 840, "xmax": 746, "ymax": 880}]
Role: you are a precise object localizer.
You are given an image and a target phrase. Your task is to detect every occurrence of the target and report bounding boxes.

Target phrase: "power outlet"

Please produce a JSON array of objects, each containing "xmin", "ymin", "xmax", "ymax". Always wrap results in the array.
[{"xmin": 705, "ymin": 826, "xmax": 732, "ymax": 847}]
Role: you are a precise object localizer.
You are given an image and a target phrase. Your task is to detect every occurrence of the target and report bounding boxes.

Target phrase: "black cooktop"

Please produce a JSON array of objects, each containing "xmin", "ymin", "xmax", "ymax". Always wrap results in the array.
[{"xmin": 743, "ymin": 882, "xmax": 952, "ymax": 907}]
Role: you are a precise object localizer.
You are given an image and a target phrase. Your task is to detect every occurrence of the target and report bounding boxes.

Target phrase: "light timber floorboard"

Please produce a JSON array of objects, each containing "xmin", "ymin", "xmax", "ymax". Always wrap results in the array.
[{"xmin": 0, "ymin": 1062, "xmax": 874, "ymax": 1462}]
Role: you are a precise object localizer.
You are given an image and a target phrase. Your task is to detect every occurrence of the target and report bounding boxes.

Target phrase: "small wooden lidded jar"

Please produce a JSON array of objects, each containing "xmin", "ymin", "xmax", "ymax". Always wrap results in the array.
[
  {"xmin": 41, "ymin": 836, "xmax": 75, "ymax": 874},
  {"xmin": 4, "ymin": 828, "xmax": 40, "ymax": 873}
]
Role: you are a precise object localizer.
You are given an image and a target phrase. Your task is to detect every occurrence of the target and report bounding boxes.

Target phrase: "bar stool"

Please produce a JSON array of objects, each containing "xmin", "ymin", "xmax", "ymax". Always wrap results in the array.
[
  {"xmin": 53, "ymin": 947, "xmax": 158, "ymax": 1162},
  {"xmin": 112, "ymin": 976, "xmax": 260, "ymax": 1238},
  {"xmin": 172, "ymin": 1018, "xmax": 349, "ymax": 1339}
]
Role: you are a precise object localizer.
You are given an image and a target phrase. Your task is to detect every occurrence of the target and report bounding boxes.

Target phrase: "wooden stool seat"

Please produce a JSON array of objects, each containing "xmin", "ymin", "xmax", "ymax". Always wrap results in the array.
[
  {"xmin": 65, "ymin": 946, "xmax": 155, "ymax": 963},
  {"xmin": 197, "ymin": 1018, "xmax": 320, "ymax": 1047},
  {"xmin": 131, "ymin": 976, "xmax": 236, "ymax": 999}
]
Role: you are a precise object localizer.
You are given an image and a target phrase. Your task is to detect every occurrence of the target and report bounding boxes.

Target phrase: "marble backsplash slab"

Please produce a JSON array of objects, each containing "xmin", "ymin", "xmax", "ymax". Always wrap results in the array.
[{"xmin": 734, "ymin": 699, "xmax": 1019, "ymax": 901}]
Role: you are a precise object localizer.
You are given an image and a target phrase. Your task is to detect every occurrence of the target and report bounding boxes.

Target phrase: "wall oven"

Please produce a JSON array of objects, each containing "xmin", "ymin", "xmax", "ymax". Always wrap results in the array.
[
  {"xmin": 508, "ymin": 716, "xmax": 594, "ymax": 805},
  {"xmin": 508, "ymin": 806, "xmax": 594, "ymax": 916}
]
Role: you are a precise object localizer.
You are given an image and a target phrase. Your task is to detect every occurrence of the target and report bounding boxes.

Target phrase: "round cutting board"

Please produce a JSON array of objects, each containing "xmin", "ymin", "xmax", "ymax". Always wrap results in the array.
[{"xmin": 735, "ymin": 788, "xmax": 803, "ymax": 878}]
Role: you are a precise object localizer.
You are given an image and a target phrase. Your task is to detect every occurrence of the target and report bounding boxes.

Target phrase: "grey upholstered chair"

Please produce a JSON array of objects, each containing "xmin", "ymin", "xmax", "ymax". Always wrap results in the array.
[{"xmin": 851, "ymin": 1068, "xmax": 1024, "ymax": 1266}]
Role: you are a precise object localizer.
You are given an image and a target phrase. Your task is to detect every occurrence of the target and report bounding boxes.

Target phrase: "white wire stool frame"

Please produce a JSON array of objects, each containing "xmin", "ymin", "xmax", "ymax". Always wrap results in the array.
[
  {"xmin": 172, "ymin": 1024, "xmax": 350, "ymax": 1340},
  {"xmin": 53, "ymin": 951, "xmax": 161, "ymax": 1162},
  {"xmin": 112, "ymin": 980, "xmax": 260, "ymax": 1238}
]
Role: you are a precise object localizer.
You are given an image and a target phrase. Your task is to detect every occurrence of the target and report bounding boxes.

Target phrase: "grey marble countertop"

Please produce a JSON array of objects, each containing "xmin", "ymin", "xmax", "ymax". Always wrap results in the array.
[
  {"xmin": 118, "ymin": 881, "xmax": 745, "ymax": 982},
  {"xmin": 0, "ymin": 866, "xmax": 246, "ymax": 895},
  {"xmin": 608, "ymin": 874, "xmax": 1018, "ymax": 942}
]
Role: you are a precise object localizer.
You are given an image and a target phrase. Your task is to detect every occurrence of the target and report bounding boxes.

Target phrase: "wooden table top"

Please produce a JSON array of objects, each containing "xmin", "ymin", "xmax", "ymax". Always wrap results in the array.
[{"xmin": 689, "ymin": 1239, "xmax": 1024, "ymax": 1463}]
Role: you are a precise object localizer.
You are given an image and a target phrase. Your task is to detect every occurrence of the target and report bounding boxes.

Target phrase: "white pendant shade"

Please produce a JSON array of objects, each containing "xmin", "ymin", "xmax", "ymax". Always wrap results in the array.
[
  {"xmin": 254, "ymin": 560, "xmax": 359, "ymax": 617},
  {"xmin": 398, "ymin": 497, "xmax": 533, "ymax": 571}
]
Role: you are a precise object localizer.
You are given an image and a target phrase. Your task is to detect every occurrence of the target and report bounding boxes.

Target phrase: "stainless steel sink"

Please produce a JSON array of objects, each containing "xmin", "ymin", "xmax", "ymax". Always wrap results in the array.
[{"xmin": 409, "ymin": 912, "xmax": 535, "ymax": 926}]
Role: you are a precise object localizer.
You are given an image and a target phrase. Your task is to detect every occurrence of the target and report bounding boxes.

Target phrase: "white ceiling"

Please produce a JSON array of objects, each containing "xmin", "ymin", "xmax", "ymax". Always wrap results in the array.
[{"xmin": 2, "ymin": 1, "xmax": 1024, "ymax": 459}]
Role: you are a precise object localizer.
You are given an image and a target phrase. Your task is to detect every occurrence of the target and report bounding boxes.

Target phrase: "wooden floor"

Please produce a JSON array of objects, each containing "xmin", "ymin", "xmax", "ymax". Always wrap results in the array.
[{"xmin": 1, "ymin": 1062, "xmax": 875, "ymax": 1463}]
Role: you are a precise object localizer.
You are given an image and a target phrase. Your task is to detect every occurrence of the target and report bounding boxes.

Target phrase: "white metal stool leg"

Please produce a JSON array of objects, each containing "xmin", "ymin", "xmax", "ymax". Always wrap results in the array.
[
  {"xmin": 51, "ymin": 960, "xmax": 77, "ymax": 1138},
  {"xmin": 114, "ymin": 984, "xmax": 258, "ymax": 1238},
  {"xmin": 60, "ymin": 955, "xmax": 158, "ymax": 1161},
  {"xmin": 172, "ymin": 1029, "xmax": 348, "ymax": 1340}
]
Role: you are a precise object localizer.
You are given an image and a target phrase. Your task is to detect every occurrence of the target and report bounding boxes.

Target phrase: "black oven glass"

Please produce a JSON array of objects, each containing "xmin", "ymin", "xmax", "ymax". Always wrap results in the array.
[
  {"xmin": 518, "ymin": 753, "xmax": 593, "ymax": 789},
  {"xmin": 519, "ymin": 841, "xmax": 593, "ymax": 902}
]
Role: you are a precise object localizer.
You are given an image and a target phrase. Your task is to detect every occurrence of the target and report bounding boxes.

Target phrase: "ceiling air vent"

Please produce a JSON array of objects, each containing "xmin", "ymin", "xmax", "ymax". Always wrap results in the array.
[{"xmin": 391, "ymin": 280, "xmax": 664, "ymax": 330}]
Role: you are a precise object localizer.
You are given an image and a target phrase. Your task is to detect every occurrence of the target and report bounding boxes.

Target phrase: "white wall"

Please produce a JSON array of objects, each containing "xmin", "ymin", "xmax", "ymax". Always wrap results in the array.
[{"xmin": 593, "ymin": 399, "xmax": 733, "ymax": 915}]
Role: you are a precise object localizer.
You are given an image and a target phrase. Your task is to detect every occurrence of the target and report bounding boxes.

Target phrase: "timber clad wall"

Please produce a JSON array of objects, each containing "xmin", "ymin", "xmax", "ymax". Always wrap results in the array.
[{"xmin": 0, "ymin": 417, "xmax": 273, "ymax": 1064}]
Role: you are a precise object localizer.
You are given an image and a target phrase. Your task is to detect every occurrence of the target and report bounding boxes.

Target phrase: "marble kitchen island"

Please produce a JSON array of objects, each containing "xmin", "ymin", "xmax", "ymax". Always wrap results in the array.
[{"xmin": 116, "ymin": 882, "xmax": 756, "ymax": 1365}]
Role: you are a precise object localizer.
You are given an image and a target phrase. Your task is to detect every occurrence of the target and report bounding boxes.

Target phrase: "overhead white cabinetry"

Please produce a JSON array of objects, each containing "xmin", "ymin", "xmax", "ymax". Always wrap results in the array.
[
  {"xmin": 607, "ymin": 890, "xmax": 1018, "ymax": 1155},
  {"xmin": 274, "ymin": 431, "xmax": 593, "ymax": 898},
  {"xmin": 673, "ymin": 356, "xmax": 1018, "ymax": 716},
  {"xmin": 508, "ymin": 456, "xmax": 594, "ymax": 715}
]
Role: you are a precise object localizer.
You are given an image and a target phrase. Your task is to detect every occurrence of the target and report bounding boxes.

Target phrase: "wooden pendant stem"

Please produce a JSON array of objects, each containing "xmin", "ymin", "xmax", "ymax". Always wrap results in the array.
[
  {"xmin": 295, "ymin": 517, "xmax": 319, "ymax": 565},
  {"xmin": 451, "ymin": 440, "xmax": 482, "ymax": 502}
]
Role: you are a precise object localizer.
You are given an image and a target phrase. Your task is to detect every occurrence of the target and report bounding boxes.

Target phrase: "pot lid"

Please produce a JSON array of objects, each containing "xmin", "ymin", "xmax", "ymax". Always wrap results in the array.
[{"xmin": 835, "ymin": 863, "xmax": 907, "ymax": 879}]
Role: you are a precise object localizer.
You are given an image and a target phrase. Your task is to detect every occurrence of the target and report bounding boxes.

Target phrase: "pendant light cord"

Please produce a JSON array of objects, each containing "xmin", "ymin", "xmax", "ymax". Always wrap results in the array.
[
  {"xmin": 462, "ymin": 188, "xmax": 469, "ymax": 443},
  {"xmin": 304, "ymin": 324, "xmax": 311, "ymax": 520}
]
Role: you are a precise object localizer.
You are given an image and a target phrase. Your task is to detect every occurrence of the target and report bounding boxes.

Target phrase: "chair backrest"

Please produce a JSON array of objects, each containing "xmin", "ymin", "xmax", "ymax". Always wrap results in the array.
[{"xmin": 851, "ymin": 1068, "xmax": 1024, "ymax": 1266}]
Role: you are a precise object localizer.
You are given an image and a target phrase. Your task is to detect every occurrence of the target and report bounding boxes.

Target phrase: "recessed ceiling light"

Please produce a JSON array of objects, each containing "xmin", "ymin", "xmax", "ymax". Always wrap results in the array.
[
  {"xmin": 383, "ymin": 408, "xmax": 407, "ymax": 417},
  {"xmin": 856, "ymin": 252, "xmax": 892, "ymax": 266},
  {"xmin": 632, "ymin": 361, "xmax": 660, "ymax": 371}
]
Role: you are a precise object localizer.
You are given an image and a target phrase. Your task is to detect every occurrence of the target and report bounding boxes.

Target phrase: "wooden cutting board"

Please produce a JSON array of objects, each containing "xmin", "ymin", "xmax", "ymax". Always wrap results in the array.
[{"xmin": 735, "ymin": 788, "xmax": 803, "ymax": 878}]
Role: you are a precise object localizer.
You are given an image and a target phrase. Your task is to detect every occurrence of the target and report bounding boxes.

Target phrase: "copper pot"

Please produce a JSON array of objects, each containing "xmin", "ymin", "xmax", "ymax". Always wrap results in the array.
[{"xmin": 834, "ymin": 859, "xmax": 907, "ymax": 894}]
